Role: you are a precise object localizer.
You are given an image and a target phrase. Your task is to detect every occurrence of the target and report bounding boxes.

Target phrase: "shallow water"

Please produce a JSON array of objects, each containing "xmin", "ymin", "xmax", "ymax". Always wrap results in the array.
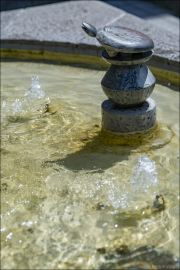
[{"xmin": 1, "ymin": 61, "xmax": 179, "ymax": 269}]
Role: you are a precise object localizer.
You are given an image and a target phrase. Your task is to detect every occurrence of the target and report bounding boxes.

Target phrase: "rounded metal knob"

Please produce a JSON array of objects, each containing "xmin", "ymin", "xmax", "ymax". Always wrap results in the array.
[{"xmin": 82, "ymin": 23, "xmax": 154, "ymax": 57}]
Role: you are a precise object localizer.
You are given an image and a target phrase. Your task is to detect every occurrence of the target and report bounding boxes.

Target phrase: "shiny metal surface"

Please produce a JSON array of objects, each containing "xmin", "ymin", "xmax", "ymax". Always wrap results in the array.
[
  {"xmin": 97, "ymin": 26, "xmax": 154, "ymax": 54},
  {"xmin": 81, "ymin": 23, "xmax": 154, "ymax": 56},
  {"xmin": 102, "ymin": 50, "xmax": 154, "ymax": 65}
]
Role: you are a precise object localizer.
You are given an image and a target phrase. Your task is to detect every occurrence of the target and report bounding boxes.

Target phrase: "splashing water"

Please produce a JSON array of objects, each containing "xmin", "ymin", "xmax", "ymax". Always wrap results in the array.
[
  {"xmin": 2, "ymin": 76, "xmax": 50, "ymax": 117},
  {"xmin": 130, "ymin": 155, "xmax": 158, "ymax": 193},
  {"xmin": 86, "ymin": 156, "xmax": 158, "ymax": 212},
  {"xmin": 93, "ymin": 177, "xmax": 130, "ymax": 210},
  {"xmin": 24, "ymin": 76, "xmax": 45, "ymax": 99}
]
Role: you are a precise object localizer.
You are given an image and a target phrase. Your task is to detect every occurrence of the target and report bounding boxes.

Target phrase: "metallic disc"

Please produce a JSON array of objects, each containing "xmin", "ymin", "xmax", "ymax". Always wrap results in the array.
[{"xmin": 97, "ymin": 26, "xmax": 154, "ymax": 53}]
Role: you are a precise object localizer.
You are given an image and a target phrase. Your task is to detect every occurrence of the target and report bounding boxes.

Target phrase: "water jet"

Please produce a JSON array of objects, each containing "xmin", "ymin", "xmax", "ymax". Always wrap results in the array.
[
  {"xmin": 1, "ymin": 0, "xmax": 179, "ymax": 267},
  {"xmin": 1, "ymin": 58, "xmax": 179, "ymax": 269}
]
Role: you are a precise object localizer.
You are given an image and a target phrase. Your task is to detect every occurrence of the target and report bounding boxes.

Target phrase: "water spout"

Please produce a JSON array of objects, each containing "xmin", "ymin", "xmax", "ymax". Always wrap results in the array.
[
  {"xmin": 130, "ymin": 155, "xmax": 158, "ymax": 193},
  {"xmin": 24, "ymin": 76, "xmax": 45, "ymax": 100},
  {"xmin": 3, "ymin": 76, "xmax": 50, "ymax": 118}
]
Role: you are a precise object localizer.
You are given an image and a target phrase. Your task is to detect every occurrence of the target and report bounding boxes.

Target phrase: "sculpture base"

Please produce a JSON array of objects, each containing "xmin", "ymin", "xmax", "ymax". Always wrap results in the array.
[{"xmin": 101, "ymin": 98, "xmax": 156, "ymax": 133}]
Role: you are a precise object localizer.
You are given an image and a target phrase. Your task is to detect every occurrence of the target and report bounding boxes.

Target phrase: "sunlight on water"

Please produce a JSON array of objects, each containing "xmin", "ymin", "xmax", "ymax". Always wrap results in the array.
[
  {"xmin": 85, "ymin": 155, "xmax": 159, "ymax": 212},
  {"xmin": 24, "ymin": 76, "xmax": 45, "ymax": 99},
  {"xmin": 130, "ymin": 155, "xmax": 158, "ymax": 193},
  {"xmin": 1, "ymin": 61, "xmax": 179, "ymax": 269},
  {"xmin": 2, "ymin": 76, "xmax": 50, "ymax": 117}
]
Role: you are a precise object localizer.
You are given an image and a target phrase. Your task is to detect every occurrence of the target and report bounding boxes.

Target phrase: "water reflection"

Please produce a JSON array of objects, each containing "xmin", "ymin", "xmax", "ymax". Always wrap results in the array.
[
  {"xmin": 45, "ymin": 123, "xmax": 173, "ymax": 172},
  {"xmin": 1, "ymin": 61, "xmax": 179, "ymax": 269}
]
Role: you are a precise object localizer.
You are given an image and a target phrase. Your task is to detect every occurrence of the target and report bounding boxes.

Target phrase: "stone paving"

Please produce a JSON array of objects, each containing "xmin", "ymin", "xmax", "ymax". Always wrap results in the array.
[
  {"xmin": 105, "ymin": 0, "xmax": 179, "ymax": 35},
  {"xmin": 1, "ymin": 0, "xmax": 179, "ymax": 74}
]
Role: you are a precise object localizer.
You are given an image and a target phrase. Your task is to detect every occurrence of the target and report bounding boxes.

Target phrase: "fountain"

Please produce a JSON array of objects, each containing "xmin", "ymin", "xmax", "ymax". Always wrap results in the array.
[
  {"xmin": 82, "ymin": 23, "xmax": 156, "ymax": 133},
  {"xmin": 1, "ymin": 23, "xmax": 179, "ymax": 270},
  {"xmin": 1, "ymin": 58, "xmax": 179, "ymax": 269},
  {"xmin": 1, "ymin": 0, "xmax": 179, "ymax": 266}
]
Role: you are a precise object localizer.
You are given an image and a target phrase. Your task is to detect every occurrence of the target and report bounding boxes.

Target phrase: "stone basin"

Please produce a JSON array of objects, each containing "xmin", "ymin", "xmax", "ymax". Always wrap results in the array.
[
  {"xmin": 1, "ymin": 58, "xmax": 179, "ymax": 269},
  {"xmin": 1, "ymin": 1, "xmax": 179, "ymax": 269}
]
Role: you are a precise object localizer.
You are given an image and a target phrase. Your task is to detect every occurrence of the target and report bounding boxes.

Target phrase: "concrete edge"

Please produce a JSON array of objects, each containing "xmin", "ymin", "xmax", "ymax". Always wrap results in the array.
[
  {"xmin": 1, "ymin": 48, "xmax": 179, "ymax": 87},
  {"xmin": 1, "ymin": 39, "xmax": 179, "ymax": 74}
]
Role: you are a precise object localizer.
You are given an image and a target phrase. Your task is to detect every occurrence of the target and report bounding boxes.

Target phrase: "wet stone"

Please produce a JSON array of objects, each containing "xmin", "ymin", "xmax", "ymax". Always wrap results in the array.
[
  {"xmin": 101, "ymin": 63, "xmax": 156, "ymax": 106},
  {"xmin": 82, "ymin": 22, "xmax": 157, "ymax": 133},
  {"xmin": 115, "ymin": 244, "xmax": 129, "ymax": 254},
  {"xmin": 0, "ymin": 183, "xmax": 8, "ymax": 191},
  {"xmin": 27, "ymin": 228, "xmax": 34, "ymax": 234},
  {"xmin": 93, "ymin": 202, "xmax": 105, "ymax": 210},
  {"xmin": 97, "ymin": 26, "xmax": 154, "ymax": 54},
  {"xmin": 153, "ymin": 194, "xmax": 166, "ymax": 211},
  {"xmin": 101, "ymin": 98, "xmax": 156, "ymax": 133},
  {"xmin": 97, "ymin": 248, "xmax": 106, "ymax": 254},
  {"xmin": 99, "ymin": 246, "xmax": 179, "ymax": 269}
]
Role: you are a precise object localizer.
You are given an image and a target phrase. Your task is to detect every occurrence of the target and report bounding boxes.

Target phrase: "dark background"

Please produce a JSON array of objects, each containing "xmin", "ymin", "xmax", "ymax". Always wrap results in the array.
[
  {"xmin": 1, "ymin": 0, "xmax": 179, "ymax": 16},
  {"xmin": 1, "ymin": 0, "xmax": 64, "ymax": 11},
  {"xmin": 148, "ymin": 0, "xmax": 179, "ymax": 16}
]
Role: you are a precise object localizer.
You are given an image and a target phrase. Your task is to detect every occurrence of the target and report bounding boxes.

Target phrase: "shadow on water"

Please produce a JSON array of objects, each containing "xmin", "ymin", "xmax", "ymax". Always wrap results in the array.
[
  {"xmin": 45, "ymin": 126, "xmax": 134, "ymax": 172},
  {"xmin": 44, "ymin": 123, "xmax": 173, "ymax": 172},
  {"xmin": 99, "ymin": 245, "xmax": 179, "ymax": 269}
]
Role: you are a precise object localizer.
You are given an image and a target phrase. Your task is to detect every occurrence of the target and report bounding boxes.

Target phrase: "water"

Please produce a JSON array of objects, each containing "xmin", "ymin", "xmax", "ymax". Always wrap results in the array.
[
  {"xmin": 130, "ymin": 155, "xmax": 158, "ymax": 193},
  {"xmin": 2, "ymin": 76, "xmax": 49, "ymax": 118},
  {"xmin": 1, "ymin": 61, "xmax": 179, "ymax": 269}
]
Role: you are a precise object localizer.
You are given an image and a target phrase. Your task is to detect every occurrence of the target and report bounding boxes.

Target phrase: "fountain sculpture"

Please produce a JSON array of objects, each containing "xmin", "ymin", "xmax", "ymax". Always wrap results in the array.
[{"xmin": 82, "ymin": 23, "xmax": 156, "ymax": 133}]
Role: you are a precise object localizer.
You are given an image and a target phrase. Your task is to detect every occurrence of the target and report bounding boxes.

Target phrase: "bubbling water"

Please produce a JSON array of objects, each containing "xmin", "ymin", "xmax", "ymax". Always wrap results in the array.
[
  {"xmin": 128, "ymin": 155, "xmax": 159, "ymax": 209},
  {"xmin": 2, "ymin": 76, "xmax": 50, "ymax": 117},
  {"xmin": 24, "ymin": 76, "xmax": 45, "ymax": 99},
  {"xmin": 84, "ymin": 155, "xmax": 159, "ymax": 212},
  {"xmin": 130, "ymin": 155, "xmax": 158, "ymax": 193}
]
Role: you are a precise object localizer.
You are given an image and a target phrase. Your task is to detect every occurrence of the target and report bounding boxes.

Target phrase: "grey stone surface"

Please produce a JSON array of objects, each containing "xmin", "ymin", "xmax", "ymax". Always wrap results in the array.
[
  {"xmin": 1, "ymin": 1, "xmax": 122, "ymax": 45},
  {"xmin": 101, "ymin": 98, "xmax": 156, "ymax": 133},
  {"xmin": 112, "ymin": 13, "xmax": 179, "ymax": 60},
  {"xmin": 105, "ymin": 0, "xmax": 179, "ymax": 35},
  {"xmin": 0, "ymin": 1, "xmax": 179, "ymax": 72},
  {"xmin": 0, "ymin": 9, "xmax": 24, "ymax": 31},
  {"xmin": 146, "ymin": 14, "xmax": 179, "ymax": 36},
  {"xmin": 99, "ymin": 245, "xmax": 179, "ymax": 270},
  {"xmin": 110, "ymin": 12, "xmax": 179, "ymax": 72},
  {"xmin": 101, "ymin": 63, "xmax": 156, "ymax": 107}
]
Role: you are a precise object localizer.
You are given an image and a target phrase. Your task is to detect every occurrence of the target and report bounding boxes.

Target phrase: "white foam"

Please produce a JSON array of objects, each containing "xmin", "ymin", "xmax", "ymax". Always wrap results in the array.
[
  {"xmin": 86, "ymin": 156, "xmax": 158, "ymax": 211},
  {"xmin": 130, "ymin": 155, "xmax": 158, "ymax": 193},
  {"xmin": 4, "ymin": 76, "xmax": 49, "ymax": 117},
  {"xmin": 24, "ymin": 76, "xmax": 45, "ymax": 100}
]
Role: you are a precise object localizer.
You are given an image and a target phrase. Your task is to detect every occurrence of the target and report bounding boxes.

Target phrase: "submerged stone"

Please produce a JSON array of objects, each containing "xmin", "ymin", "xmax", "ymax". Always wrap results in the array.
[{"xmin": 99, "ymin": 245, "xmax": 179, "ymax": 269}]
